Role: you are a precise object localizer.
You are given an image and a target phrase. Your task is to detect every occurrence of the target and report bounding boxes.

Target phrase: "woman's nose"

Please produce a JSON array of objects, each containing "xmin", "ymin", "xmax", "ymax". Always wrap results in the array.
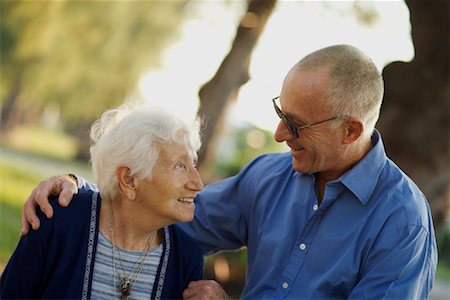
[{"xmin": 187, "ymin": 168, "xmax": 204, "ymax": 191}]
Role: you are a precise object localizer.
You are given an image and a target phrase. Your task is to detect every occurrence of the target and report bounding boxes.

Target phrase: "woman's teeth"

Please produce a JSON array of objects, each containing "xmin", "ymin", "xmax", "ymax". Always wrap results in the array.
[{"xmin": 178, "ymin": 198, "xmax": 194, "ymax": 203}]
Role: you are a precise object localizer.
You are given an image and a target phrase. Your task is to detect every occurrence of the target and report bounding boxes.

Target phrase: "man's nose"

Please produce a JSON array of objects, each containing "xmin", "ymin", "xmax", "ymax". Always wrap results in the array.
[{"xmin": 274, "ymin": 120, "xmax": 295, "ymax": 142}]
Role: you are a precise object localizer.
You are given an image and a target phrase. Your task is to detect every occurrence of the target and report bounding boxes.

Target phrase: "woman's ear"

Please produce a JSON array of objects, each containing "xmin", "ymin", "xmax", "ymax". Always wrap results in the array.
[
  {"xmin": 343, "ymin": 118, "xmax": 364, "ymax": 144},
  {"xmin": 116, "ymin": 166, "xmax": 137, "ymax": 200}
]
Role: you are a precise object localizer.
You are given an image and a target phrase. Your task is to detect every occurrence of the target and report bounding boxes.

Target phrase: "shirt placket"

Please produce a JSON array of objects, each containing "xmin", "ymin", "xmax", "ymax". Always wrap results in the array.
[
  {"xmin": 278, "ymin": 205, "xmax": 322, "ymax": 297},
  {"xmin": 277, "ymin": 183, "xmax": 343, "ymax": 298}
]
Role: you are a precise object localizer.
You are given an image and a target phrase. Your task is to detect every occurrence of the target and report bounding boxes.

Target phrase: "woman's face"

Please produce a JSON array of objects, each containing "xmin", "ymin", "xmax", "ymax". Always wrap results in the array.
[{"xmin": 136, "ymin": 142, "xmax": 204, "ymax": 225}]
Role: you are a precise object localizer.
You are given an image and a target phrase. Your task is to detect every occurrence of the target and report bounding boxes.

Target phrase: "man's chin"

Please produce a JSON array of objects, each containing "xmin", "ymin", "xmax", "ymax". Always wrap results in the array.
[{"xmin": 291, "ymin": 157, "xmax": 308, "ymax": 173}]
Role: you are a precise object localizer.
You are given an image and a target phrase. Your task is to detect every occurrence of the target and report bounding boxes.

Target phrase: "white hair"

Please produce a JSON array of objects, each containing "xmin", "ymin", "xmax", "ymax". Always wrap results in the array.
[
  {"xmin": 89, "ymin": 102, "xmax": 201, "ymax": 198},
  {"xmin": 296, "ymin": 44, "xmax": 384, "ymax": 138}
]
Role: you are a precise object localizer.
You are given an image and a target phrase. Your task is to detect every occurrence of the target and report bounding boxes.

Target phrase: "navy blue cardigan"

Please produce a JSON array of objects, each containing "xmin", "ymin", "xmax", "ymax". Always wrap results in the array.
[{"xmin": 1, "ymin": 190, "xmax": 204, "ymax": 299}]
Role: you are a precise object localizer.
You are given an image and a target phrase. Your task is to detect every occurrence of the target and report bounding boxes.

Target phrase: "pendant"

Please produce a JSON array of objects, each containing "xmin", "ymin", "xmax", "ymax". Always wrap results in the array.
[{"xmin": 119, "ymin": 278, "xmax": 131, "ymax": 297}]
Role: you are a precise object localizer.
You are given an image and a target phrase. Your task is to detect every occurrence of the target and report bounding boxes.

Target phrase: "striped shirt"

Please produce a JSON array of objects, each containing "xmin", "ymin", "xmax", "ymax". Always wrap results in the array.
[{"xmin": 90, "ymin": 232, "xmax": 163, "ymax": 299}]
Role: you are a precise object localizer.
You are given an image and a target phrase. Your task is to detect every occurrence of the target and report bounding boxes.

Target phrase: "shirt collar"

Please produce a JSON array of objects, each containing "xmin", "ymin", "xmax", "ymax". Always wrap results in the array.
[{"xmin": 337, "ymin": 129, "xmax": 387, "ymax": 205}]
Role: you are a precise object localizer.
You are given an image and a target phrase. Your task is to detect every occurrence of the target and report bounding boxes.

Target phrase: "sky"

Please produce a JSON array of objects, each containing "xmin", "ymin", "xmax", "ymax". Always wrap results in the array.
[{"xmin": 139, "ymin": 0, "xmax": 413, "ymax": 132}]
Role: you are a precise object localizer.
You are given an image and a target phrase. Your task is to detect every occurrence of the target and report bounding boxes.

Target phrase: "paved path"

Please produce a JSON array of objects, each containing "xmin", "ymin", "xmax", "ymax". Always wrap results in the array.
[{"xmin": 0, "ymin": 146, "xmax": 93, "ymax": 180}]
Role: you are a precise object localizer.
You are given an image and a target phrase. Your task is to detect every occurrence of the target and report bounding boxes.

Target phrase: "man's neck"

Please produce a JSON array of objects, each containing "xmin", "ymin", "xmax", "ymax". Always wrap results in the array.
[{"xmin": 316, "ymin": 138, "xmax": 373, "ymax": 203}]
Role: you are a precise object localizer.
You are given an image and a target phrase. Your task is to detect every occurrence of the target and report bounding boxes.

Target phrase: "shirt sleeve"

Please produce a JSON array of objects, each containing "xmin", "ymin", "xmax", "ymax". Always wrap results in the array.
[
  {"xmin": 348, "ymin": 224, "xmax": 437, "ymax": 299},
  {"xmin": 178, "ymin": 156, "xmax": 263, "ymax": 255},
  {"xmin": 178, "ymin": 177, "xmax": 249, "ymax": 255},
  {"xmin": 77, "ymin": 175, "xmax": 99, "ymax": 192},
  {"xmin": 0, "ymin": 217, "xmax": 48, "ymax": 298}
]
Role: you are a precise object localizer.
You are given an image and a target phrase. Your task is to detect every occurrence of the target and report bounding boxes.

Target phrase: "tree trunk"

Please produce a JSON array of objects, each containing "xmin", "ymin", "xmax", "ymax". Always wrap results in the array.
[
  {"xmin": 0, "ymin": 79, "xmax": 41, "ymax": 134},
  {"xmin": 0, "ymin": 80, "xmax": 22, "ymax": 133},
  {"xmin": 379, "ymin": 0, "xmax": 449, "ymax": 229},
  {"xmin": 66, "ymin": 121, "xmax": 92, "ymax": 161},
  {"xmin": 196, "ymin": 0, "xmax": 277, "ymax": 172}
]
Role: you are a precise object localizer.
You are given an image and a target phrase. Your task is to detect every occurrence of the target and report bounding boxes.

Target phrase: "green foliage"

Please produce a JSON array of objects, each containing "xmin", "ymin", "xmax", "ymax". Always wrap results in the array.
[
  {"xmin": 437, "ymin": 227, "xmax": 450, "ymax": 280},
  {"xmin": 212, "ymin": 123, "xmax": 286, "ymax": 178},
  {"xmin": 0, "ymin": 137, "xmax": 93, "ymax": 271},
  {"xmin": 0, "ymin": 1, "xmax": 187, "ymax": 126},
  {"xmin": 0, "ymin": 162, "xmax": 44, "ymax": 206},
  {"xmin": 0, "ymin": 162, "xmax": 46, "ymax": 266}
]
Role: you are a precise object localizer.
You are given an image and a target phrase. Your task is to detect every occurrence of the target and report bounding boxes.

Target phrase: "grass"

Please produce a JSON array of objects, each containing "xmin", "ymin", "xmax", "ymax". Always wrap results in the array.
[
  {"xmin": 436, "ymin": 262, "xmax": 450, "ymax": 282},
  {"xmin": 0, "ymin": 124, "xmax": 87, "ymax": 271},
  {"xmin": 1, "ymin": 125, "xmax": 78, "ymax": 161},
  {"xmin": 0, "ymin": 162, "xmax": 46, "ymax": 268}
]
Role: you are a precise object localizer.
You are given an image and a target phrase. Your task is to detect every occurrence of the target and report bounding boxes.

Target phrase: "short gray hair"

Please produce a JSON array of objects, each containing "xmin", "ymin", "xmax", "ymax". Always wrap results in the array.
[
  {"xmin": 89, "ymin": 102, "xmax": 201, "ymax": 198},
  {"xmin": 296, "ymin": 44, "xmax": 384, "ymax": 136}
]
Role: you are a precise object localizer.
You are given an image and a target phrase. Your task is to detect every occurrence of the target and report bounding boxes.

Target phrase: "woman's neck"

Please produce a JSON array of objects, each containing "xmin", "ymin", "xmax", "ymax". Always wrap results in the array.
[{"xmin": 99, "ymin": 196, "xmax": 162, "ymax": 250}]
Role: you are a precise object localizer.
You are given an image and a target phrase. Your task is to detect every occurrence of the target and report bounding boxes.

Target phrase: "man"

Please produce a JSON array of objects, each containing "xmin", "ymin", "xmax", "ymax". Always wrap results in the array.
[{"xmin": 21, "ymin": 44, "xmax": 437, "ymax": 299}]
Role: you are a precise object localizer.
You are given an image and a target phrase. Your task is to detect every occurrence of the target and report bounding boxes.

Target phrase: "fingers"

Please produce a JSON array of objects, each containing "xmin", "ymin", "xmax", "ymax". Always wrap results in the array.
[
  {"xmin": 21, "ymin": 188, "xmax": 42, "ymax": 235},
  {"xmin": 34, "ymin": 179, "xmax": 55, "ymax": 219},
  {"xmin": 58, "ymin": 177, "xmax": 78, "ymax": 207},
  {"xmin": 21, "ymin": 188, "xmax": 35, "ymax": 235},
  {"xmin": 183, "ymin": 280, "xmax": 230, "ymax": 300},
  {"xmin": 20, "ymin": 202, "xmax": 31, "ymax": 236},
  {"xmin": 20, "ymin": 175, "xmax": 75, "ymax": 235}
]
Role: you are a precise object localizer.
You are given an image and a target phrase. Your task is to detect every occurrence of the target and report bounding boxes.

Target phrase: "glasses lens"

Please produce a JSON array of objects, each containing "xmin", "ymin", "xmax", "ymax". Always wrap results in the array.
[
  {"xmin": 284, "ymin": 119, "xmax": 298, "ymax": 137},
  {"xmin": 273, "ymin": 99, "xmax": 283, "ymax": 118},
  {"xmin": 272, "ymin": 97, "xmax": 298, "ymax": 137}
]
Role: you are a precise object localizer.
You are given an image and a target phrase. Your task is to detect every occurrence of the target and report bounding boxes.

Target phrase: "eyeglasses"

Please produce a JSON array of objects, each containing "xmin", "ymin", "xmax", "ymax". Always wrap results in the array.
[{"xmin": 272, "ymin": 96, "xmax": 344, "ymax": 138}]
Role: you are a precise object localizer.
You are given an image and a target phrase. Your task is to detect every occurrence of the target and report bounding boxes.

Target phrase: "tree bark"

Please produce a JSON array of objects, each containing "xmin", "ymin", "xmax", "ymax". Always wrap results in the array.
[
  {"xmin": 196, "ymin": 0, "xmax": 277, "ymax": 171},
  {"xmin": 379, "ymin": 0, "xmax": 449, "ymax": 229}
]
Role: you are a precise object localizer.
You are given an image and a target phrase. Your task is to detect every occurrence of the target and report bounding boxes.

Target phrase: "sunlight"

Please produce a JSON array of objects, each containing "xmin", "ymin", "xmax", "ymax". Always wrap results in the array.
[{"xmin": 139, "ymin": 0, "xmax": 412, "ymax": 131}]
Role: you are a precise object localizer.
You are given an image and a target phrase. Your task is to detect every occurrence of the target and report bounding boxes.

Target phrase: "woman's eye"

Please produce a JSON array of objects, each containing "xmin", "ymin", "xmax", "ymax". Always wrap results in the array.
[{"xmin": 175, "ymin": 162, "xmax": 186, "ymax": 169}]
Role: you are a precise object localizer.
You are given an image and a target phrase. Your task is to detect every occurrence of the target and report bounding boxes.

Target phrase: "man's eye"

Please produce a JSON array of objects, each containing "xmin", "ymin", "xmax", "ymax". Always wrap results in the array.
[{"xmin": 287, "ymin": 117, "xmax": 304, "ymax": 127}]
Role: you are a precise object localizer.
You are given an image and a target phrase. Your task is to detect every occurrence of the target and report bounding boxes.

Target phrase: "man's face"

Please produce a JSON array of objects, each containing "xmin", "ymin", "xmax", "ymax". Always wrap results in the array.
[{"xmin": 273, "ymin": 66, "xmax": 347, "ymax": 179}]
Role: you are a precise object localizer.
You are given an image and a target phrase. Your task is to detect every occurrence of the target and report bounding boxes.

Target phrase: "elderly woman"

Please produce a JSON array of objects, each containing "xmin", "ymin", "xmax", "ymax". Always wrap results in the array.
[{"xmin": 1, "ymin": 103, "xmax": 204, "ymax": 299}]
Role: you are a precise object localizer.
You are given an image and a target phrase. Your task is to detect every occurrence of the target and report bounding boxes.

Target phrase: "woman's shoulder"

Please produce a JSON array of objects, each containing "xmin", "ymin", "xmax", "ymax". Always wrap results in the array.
[
  {"xmin": 45, "ymin": 190, "xmax": 98, "ymax": 223},
  {"xmin": 31, "ymin": 190, "xmax": 98, "ymax": 241},
  {"xmin": 170, "ymin": 225, "xmax": 202, "ymax": 256},
  {"xmin": 52, "ymin": 189, "xmax": 96, "ymax": 207}
]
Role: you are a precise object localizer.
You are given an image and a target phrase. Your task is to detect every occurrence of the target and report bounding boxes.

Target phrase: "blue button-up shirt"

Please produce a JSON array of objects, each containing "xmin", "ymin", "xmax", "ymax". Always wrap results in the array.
[{"xmin": 180, "ymin": 131, "xmax": 437, "ymax": 299}]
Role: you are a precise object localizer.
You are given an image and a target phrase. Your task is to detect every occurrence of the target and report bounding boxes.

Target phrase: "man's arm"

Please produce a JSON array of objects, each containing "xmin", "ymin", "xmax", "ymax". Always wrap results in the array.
[
  {"xmin": 349, "ymin": 224, "xmax": 437, "ymax": 299},
  {"xmin": 21, "ymin": 174, "xmax": 96, "ymax": 235}
]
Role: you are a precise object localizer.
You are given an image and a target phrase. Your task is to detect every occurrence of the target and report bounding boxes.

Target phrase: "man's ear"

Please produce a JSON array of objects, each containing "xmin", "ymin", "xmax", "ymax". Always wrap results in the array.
[
  {"xmin": 342, "ymin": 118, "xmax": 363, "ymax": 144},
  {"xmin": 116, "ymin": 165, "xmax": 137, "ymax": 200}
]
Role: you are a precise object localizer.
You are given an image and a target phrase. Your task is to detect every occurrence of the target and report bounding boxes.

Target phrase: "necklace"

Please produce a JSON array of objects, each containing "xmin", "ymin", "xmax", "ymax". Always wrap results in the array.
[{"xmin": 109, "ymin": 200, "xmax": 156, "ymax": 300}]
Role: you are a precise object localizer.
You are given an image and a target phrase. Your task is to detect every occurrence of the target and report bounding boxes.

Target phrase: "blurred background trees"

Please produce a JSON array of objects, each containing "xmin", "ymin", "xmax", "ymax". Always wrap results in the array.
[{"xmin": 1, "ymin": 0, "xmax": 187, "ymax": 159}]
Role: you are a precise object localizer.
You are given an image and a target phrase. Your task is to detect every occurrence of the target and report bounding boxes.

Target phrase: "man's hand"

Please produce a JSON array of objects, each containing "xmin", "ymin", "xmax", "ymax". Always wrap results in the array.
[
  {"xmin": 183, "ymin": 280, "xmax": 230, "ymax": 300},
  {"xmin": 21, "ymin": 175, "xmax": 78, "ymax": 236}
]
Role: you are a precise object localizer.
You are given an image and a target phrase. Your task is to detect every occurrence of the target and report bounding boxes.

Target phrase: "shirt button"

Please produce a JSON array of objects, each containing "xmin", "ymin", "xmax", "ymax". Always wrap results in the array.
[
  {"xmin": 299, "ymin": 243, "xmax": 307, "ymax": 251},
  {"xmin": 282, "ymin": 282, "xmax": 289, "ymax": 289},
  {"xmin": 313, "ymin": 204, "xmax": 318, "ymax": 211}
]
